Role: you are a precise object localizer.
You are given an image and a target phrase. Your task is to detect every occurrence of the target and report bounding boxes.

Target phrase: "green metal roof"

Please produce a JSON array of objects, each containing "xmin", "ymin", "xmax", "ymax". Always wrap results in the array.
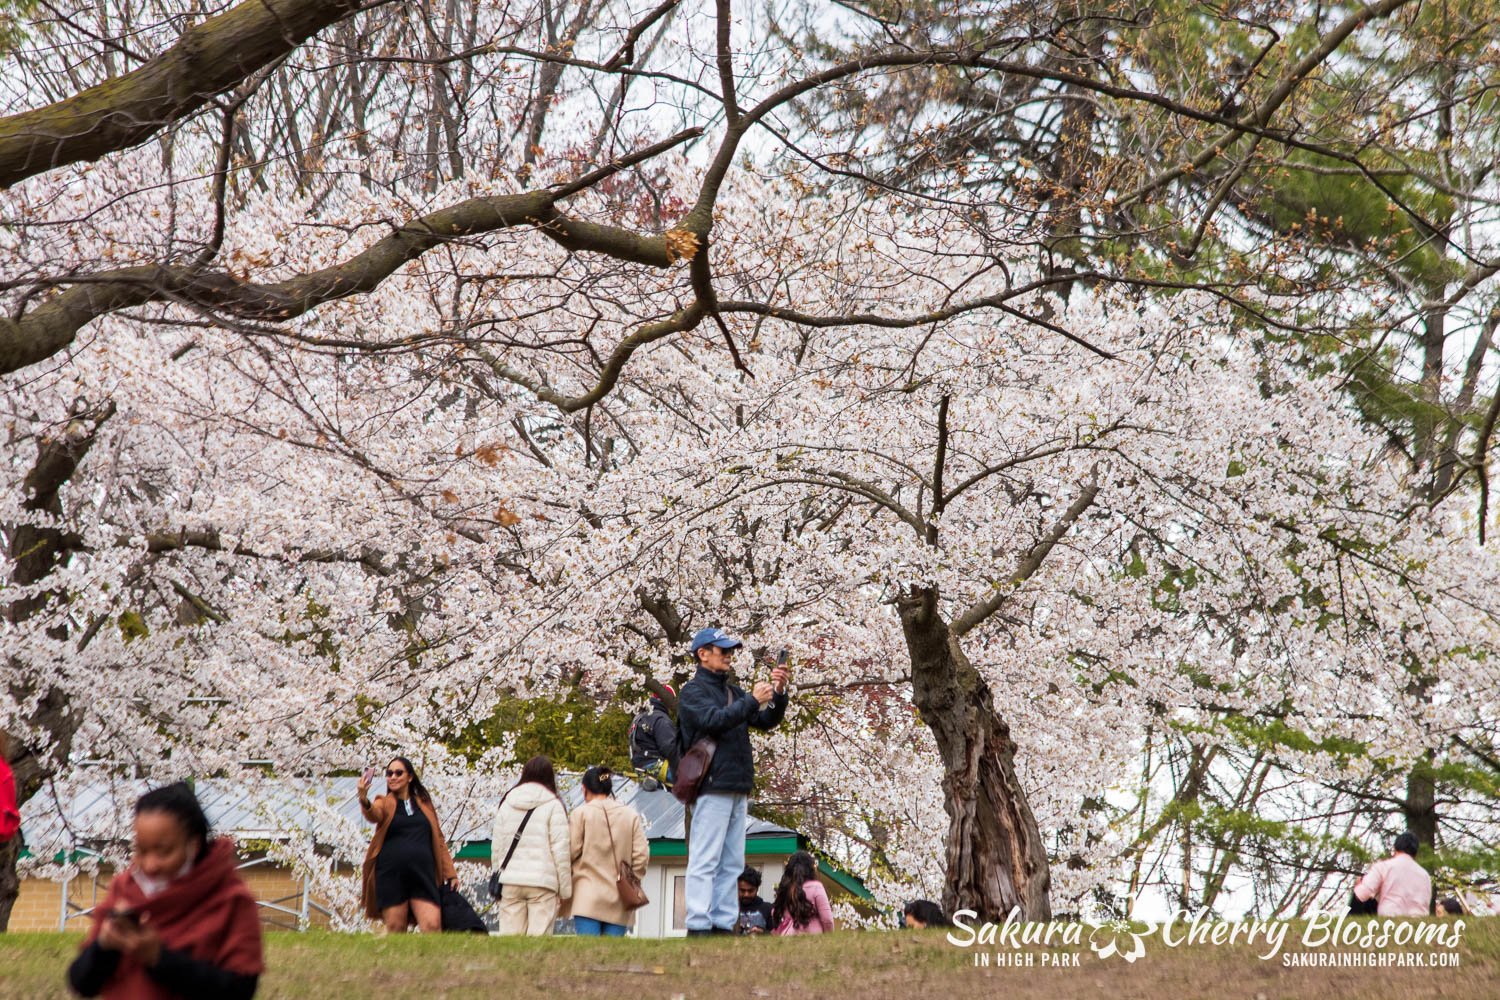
[
  {"xmin": 454, "ymin": 831, "xmax": 799, "ymax": 862},
  {"xmin": 453, "ymin": 833, "xmax": 874, "ymax": 902}
]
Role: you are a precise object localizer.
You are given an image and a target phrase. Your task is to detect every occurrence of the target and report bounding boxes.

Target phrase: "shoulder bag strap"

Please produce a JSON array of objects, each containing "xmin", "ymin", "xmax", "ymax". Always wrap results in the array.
[
  {"xmin": 498, "ymin": 807, "xmax": 537, "ymax": 873},
  {"xmin": 602, "ymin": 805, "xmax": 620, "ymax": 868}
]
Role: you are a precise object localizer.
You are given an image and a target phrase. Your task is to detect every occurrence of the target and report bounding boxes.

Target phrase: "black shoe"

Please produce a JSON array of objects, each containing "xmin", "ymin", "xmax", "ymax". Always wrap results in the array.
[
  {"xmin": 711, "ymin": 927, "xmax": 735, "ymax": 935},
  {"xmin": 686, "ymin": 928, "xmax": 715, "ymax": 937}
]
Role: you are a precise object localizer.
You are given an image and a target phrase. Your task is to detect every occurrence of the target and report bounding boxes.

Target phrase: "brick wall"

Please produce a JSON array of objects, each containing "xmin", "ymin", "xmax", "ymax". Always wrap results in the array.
[
  {"xmin": 9, "ymin": 859, "xmax": 335, "ymax": 932},
  {"xmin": 9, "ymin": 867, "xmax": 113, "ymax": 932}
]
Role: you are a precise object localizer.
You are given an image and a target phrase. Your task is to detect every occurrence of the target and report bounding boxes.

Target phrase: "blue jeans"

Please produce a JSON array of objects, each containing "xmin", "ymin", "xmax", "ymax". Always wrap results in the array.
[
  {"xmin": 685, "ymin": 792, "xmax": 747, "ymax": 931},
  {"xmin": 573, "ymin": 916, "xmax": 627, "ymax": 937}
]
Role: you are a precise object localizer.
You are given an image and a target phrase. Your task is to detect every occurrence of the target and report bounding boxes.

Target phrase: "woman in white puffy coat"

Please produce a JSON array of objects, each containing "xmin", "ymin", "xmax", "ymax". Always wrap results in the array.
[{"xmin": 491, "ymin": 755, "xmax": 572, "ymax": 935}]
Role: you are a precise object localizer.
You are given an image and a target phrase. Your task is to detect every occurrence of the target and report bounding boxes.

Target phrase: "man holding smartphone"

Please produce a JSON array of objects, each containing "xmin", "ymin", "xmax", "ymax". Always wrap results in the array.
[{"xmin": 677, "ymin": 627, "xmax": 790, "ymax": 936}]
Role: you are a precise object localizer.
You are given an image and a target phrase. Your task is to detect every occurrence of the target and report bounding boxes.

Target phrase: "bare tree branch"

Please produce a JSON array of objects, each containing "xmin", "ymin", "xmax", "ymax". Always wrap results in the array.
[
  {"xmin": 0, "ymin": 0, "xmax": 387, "ymax": 189},
  {"xmin": 0, "ymin": 129, "xmax": 702, "ymax": 375}
]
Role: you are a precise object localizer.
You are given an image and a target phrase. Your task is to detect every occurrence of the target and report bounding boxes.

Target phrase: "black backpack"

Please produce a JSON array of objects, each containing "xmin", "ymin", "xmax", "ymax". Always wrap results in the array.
[{"xmin": 630, "ymin": 707, "xmax": 668, "ymax": 767}]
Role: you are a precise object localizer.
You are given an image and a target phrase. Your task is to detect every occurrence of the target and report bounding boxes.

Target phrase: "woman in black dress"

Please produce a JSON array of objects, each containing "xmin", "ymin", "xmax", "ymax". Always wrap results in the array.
[{"xmin": 358, "ymin": 756, "xmax": 458, "ymax": 932}]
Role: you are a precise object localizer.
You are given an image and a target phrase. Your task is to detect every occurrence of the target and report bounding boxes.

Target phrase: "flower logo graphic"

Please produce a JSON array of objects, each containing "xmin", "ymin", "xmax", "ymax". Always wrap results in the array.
[{"xmin": 1087, "ymin": 918, "xmax": 1156, "ymax": 963}]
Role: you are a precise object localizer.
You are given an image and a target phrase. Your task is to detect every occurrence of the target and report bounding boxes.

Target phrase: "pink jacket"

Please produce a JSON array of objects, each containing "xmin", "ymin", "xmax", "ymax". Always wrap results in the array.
[
  {"xmin": 773, "ymin": 879, "xmax": 834, "ymax": 935},
  {"xmin": 0, "ymin": 757, "xmax": 18, "ymax": 842}
]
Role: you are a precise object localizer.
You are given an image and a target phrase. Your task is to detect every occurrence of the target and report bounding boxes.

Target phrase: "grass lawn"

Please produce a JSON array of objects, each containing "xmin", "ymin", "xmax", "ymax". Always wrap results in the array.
[{"xmin": 2, "ymin": 919, "xmax": 1497, "ymax": 999}]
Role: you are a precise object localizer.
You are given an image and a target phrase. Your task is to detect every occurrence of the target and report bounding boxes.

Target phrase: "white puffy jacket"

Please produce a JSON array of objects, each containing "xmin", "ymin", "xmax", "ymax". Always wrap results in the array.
[{"xmin": 491, "ymin": 781, "xmax": 572, "ymax": 898}]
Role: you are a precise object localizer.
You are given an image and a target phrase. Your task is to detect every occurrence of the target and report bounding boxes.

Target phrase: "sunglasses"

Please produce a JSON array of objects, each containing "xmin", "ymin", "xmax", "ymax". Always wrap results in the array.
[{"xmin": 386, "ymin": 769, "xmax": 406, "ymax": 777}]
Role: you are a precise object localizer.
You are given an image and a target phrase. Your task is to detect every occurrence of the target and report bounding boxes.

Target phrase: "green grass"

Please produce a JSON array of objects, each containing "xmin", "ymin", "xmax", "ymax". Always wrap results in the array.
[{"xmin": 2, "ymin": 920, "xmax": 1497, "ymax": 999}]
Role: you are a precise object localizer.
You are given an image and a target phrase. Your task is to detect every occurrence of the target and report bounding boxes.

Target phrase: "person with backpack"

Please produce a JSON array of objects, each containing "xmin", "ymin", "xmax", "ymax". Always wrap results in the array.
[
  {"xmin": 629, "ymin": 684, "xmax": 679, "ymax": 788},
  {"xmin": 491, "ymin": 755, "xmax": 572, "ymax": 935}
]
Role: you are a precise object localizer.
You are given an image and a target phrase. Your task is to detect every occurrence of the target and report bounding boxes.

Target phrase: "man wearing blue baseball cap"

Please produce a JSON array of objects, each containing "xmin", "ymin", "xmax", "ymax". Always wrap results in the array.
[{"xmin": 677, "ymin": 626, "xmax": 789, "ymax": 935}]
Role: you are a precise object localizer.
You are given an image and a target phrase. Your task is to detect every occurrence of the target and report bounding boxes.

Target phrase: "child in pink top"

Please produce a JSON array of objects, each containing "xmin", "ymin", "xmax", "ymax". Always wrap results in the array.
[{"xmin": 771, "ymin": 851, "xmax": 835, "ymax": 935}]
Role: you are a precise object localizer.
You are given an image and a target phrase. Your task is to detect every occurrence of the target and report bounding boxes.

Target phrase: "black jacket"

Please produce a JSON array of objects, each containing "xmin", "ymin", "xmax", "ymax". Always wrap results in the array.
[
  {"xmin": 676, "ymin": 665, "xmax": 788, "ymax": 795},
  {"xmin": 630, "ymin": 704, "xmax": 680, "ymax": 770}
]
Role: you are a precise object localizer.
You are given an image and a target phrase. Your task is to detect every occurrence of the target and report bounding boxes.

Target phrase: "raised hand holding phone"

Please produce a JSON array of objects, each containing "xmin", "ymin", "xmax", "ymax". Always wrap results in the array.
[{"xmin": 771, "ymin": 648, "xmax": 790, "ymax": 693}]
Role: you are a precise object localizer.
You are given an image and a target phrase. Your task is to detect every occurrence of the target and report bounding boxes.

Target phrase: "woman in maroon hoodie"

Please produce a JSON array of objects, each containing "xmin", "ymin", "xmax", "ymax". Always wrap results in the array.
[{"xmin": 67, "ymin": 782, "xmax": 264, "ymax": 1000}]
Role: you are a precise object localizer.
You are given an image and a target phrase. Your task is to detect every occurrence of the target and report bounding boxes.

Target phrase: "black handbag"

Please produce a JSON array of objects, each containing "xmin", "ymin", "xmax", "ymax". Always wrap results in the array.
[
  {"xmin": 439, "ymin": 884, "xmax": 488, "ymax": 933},
  {"xmin": 487, "ymin": 806, "xmax": 536, "ymax": 898}
]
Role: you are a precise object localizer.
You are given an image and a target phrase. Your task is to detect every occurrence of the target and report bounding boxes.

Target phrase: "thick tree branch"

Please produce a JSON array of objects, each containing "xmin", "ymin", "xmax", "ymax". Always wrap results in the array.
[
  {"xmin": 1474, "ymin": 380, "xmax": 1500, "ymax": 544},
  {"xmin": 6, "ymin": 400, "xmax": 117, "ymax": 624},
  {"xmin": 715, "ymin": 0, "xmax": 741, "ymax": 126},
  {"xmin": 0, "ymin": 129, "xmax": 702, "ymax": 376},
  {"xmin": 139, "ymin": 528, "xmax": 394, "ymax": 576},
  {"xmin": 0, "ymin": 0, "xmax": 380, "ymax": 189},
  {"xmin": 927, "ymin": 394, "xmax": 949, "ymax": 547}
]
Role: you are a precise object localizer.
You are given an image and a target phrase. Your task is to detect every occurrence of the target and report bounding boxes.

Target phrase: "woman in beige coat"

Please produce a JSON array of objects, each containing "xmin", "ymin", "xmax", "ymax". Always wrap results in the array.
[{"xmin": 569, "ymin": 766, "xmax": 649, "ymax": 935}]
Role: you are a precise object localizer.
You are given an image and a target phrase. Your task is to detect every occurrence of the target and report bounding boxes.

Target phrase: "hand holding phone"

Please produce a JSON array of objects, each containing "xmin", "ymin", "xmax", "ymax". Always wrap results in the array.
[
  {"xmin": 771, "ymin": 648, "xmax": 790, "ymax": 693},
  {"xmin": 98, "ymin": 908, "xmax": 143, "ymax": 952}
]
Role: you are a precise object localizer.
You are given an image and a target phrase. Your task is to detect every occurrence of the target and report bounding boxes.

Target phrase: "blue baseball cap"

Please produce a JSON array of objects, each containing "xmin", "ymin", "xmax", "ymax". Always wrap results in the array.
[{"xmin": 689, "ymin": 627, "xmax": 743, "ymax": 654}]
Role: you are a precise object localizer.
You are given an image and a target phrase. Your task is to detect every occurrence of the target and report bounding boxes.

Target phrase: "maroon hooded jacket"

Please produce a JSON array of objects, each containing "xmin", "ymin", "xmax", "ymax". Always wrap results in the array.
[{"xmin": 81, "ymin": 837, "xmax": 264, "ymax": 999}]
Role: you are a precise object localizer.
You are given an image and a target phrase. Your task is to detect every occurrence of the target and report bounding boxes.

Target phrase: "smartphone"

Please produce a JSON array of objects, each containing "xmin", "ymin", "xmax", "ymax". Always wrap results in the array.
[
  {"xmin": 773, "ymin": 649, "xmax": 789, "ymax": 692},
  {"xmin": 361, "ymin": 765, "xmax": 376, "ymax": 784}
]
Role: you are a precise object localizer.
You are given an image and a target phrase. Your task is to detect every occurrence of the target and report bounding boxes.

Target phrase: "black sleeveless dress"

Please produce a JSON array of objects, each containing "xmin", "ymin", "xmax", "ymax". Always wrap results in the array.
[{"xmin": 374, "ymin": 797, "xmax": 440, "ymax": 909}]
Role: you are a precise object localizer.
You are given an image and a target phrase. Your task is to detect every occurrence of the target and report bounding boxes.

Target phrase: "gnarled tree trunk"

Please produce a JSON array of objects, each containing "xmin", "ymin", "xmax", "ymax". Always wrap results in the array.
[
  {"xmin": 0, "ymin": 403, "xmax": 111, "ymax": 929},
  {"xmin": 899, "ymin": 585, "xmax": 1052, "ymax": 920}
]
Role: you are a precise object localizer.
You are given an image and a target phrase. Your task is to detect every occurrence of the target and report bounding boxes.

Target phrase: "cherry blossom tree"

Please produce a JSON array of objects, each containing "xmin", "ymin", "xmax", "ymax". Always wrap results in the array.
[{"xmin": 525, "ymin": 207, "xmax": 1500, "ymax": 917}]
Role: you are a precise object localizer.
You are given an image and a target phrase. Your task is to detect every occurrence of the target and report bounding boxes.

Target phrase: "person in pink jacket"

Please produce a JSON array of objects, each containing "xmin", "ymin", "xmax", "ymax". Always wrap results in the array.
[
  {"xmin": 771, "ymin": 851, "xmax": 835, "ymax": 935},
  {"xmin": 0, "ymin": 734, "xmax": 20, "ymax": 843},
  {"xmin": 1353, "ymin": 832, "xmax": 1433, "ymax": 917}
]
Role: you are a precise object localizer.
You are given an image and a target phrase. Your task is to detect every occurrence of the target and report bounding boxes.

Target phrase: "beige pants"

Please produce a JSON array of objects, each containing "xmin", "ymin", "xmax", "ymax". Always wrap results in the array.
[{"xmin": 499, "ymin": 884, "xmax": 559, "ymax": 935}]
